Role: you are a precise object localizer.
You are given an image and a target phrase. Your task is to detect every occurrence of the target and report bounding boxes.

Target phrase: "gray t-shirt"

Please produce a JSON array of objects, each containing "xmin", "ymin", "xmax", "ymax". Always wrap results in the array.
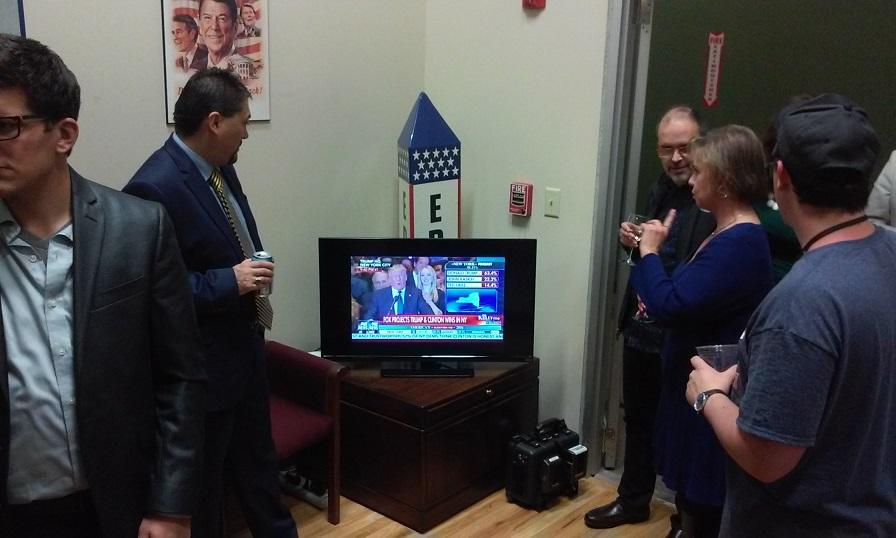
[{"xmin": 723, "ymin": 226, "xmax": 896, "ymax": 537}]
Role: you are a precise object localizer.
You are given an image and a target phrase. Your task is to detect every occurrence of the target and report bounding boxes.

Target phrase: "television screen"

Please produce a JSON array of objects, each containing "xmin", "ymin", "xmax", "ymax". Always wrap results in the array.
[
  {"xmin": 353, "ymin": 255, "xmax": 506, "ymax": 341},
  {"xmin": 319, "ymin": 238, "xmax": 536, "ymax": 359}
]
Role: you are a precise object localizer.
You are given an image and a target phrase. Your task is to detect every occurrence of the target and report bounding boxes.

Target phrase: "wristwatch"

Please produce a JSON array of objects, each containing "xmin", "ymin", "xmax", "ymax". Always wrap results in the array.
[{"xmin": 693, "ymin": 389, "xmax": 726, "ymax": 414}]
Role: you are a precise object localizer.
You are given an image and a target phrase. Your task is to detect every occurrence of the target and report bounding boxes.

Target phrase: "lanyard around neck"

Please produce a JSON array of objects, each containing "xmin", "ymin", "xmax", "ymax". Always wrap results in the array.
[{"xmin": 801, "ymin": 215, "xmax": 868, "ymax": 252}]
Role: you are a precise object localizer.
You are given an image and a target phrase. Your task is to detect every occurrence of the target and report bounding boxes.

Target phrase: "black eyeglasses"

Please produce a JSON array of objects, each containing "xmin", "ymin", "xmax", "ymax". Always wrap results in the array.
[
  {"xmin": 0, "ymin": 115, "xmax": 46, "ymax": 141},
  {"xmin": 657, "ymin": 144, "xmax": 690, "ymax": 158}
]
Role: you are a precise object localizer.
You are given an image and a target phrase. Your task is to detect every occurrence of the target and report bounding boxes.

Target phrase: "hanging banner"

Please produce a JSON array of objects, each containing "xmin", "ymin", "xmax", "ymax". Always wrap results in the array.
[{"xmin": 703, "ymin": 32, "xmax": 725, "ymax": 108}]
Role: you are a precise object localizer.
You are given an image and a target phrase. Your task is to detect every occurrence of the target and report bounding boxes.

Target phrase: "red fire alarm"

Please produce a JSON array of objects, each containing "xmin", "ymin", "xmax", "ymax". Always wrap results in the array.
[
  {"xmin": 523, "ymin": 0, "xmax": 546, "ymax": 9},
  {"xmin": 509, "ymin": 182, "xmax": 534, "ymax": 217}
]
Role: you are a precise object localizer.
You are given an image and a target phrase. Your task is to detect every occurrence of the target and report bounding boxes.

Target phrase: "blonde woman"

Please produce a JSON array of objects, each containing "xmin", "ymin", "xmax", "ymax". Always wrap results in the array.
[{"xmin": 417, "ymin": 265, "xmax": 446, "ymax": 315}]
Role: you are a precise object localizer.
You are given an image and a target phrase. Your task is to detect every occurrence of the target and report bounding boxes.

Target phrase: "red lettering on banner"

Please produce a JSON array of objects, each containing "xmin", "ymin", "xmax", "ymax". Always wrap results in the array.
[{"xmin": 703, "ymin": 32, "xmax": 725, "ymax": 108}]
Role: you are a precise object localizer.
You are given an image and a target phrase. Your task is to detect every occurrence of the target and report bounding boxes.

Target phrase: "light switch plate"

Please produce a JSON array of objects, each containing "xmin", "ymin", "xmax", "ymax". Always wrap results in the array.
[{"xmin": 545, "ymin": 187, "xmax": 561, "ymax": 218}]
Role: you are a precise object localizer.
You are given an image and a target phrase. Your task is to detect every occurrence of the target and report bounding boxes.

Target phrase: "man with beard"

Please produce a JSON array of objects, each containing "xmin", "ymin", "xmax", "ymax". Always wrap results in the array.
[
  {"xmin": 585, "ymin": 106, "xmax": 714, "ymax": 536},
  {"xmin": 124, "ymin": 68, "xmax": 296, "ymax": 538}
]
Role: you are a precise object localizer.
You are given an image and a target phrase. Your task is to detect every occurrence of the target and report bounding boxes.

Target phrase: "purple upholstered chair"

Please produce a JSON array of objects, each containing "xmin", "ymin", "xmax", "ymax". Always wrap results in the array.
[{"xmin": 266, "ymin": 341, "xmax": 347, "ymax": 524}]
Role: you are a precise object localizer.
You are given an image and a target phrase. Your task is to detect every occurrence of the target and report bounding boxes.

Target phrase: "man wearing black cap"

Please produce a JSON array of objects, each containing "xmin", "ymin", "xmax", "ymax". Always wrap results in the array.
[{"xmin": 685, "ymin": 94, "xmax": 896, "ymax": 535}]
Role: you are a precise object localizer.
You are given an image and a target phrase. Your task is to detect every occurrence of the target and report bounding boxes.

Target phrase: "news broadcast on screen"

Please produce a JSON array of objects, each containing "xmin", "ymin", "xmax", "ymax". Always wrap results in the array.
[{"xmin": 351, "ymin": 255, "xmax": 506, "ymax": 342}]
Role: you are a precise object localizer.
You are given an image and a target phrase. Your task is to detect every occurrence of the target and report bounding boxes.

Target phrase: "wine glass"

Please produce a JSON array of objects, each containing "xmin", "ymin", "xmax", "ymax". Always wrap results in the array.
[{"xmin": 622, "ymin": 213, "xmax": 649, "ymax": 266}]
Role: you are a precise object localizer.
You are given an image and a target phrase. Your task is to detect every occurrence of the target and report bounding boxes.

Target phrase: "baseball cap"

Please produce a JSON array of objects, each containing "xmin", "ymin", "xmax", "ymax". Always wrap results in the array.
[{"xmin": 773, "ymin": 93, "xmax": 880, "ymax": 185}]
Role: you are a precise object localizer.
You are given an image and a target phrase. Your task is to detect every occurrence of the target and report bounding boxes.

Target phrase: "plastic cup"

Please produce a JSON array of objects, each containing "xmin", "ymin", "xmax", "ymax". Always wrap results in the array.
[{"xmin": 695, "ymin": 344, "xmax": 740, "ymax": 371}]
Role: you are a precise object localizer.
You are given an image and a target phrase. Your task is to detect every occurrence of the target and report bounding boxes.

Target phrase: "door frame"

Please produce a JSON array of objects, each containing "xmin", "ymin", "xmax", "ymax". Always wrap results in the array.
[{"xmin": 581, "ymin": 0, "xmax": 654, "ymax": 473}]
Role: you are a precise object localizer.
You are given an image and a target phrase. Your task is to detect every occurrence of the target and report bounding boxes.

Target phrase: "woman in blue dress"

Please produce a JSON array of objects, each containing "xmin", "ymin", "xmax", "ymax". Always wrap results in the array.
[{"xmin": 631, "ymin": 125, "xmax": 774, "ymax": 537}]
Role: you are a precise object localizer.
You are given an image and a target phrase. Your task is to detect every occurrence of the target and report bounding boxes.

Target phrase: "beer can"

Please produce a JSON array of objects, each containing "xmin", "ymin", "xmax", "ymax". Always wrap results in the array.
[{"xmin": 252, "ymin": 251, "xmax": 273, "ymax": 297}]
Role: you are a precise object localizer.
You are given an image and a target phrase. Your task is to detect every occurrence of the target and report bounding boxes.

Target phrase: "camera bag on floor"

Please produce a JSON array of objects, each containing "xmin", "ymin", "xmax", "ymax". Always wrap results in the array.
[{"xmin": 505, "ymin": 417, "xmax": 588, "ymax": 510}]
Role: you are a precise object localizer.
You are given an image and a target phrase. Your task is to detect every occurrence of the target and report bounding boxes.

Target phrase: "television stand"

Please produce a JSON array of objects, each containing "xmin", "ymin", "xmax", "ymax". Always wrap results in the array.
[
  {"xmin": 380, "ymin": 360, "xmax": 474, "ymax": 378},
  {"xmin": 340, "ymin": 358, "xmax": 539, "ymax": 532}
]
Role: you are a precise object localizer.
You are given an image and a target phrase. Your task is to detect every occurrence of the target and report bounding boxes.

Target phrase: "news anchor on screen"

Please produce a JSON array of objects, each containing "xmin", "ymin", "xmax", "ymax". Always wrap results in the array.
[{"xmin": 363, "ymin": 264, "xmax": 421, "ymax": 320}]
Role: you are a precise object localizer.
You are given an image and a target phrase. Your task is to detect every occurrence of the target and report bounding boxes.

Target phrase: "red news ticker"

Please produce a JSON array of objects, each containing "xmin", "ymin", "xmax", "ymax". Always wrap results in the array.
[{"xmin": 381, "ymin": 314, "xmax": 500, "ymax": 325}]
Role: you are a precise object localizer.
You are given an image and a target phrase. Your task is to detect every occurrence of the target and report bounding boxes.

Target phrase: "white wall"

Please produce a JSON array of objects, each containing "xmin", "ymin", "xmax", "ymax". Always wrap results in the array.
[
  {"xmin": 423, "ymin": 2, "xmax": 607, "ymax": 426},
  {"xmin": 23, "ymin": 0, "xmax": 426, "ymax": 351},
  {"xmin": 23, "ymin": 0, "xmax": 610, "ymax": 429}
]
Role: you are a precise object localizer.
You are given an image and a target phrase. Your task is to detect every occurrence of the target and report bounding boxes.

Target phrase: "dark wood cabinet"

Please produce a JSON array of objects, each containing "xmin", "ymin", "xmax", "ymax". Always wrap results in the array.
[{"xmin": 340, "ymin": 359, "xmax": 539, "ymax": 532}]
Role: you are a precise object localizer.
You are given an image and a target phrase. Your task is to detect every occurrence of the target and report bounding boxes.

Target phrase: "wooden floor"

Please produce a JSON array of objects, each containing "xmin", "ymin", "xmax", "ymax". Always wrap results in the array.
[{"xmin": 228, "ymin": 475, "xmax": 673, "ymax": 537}]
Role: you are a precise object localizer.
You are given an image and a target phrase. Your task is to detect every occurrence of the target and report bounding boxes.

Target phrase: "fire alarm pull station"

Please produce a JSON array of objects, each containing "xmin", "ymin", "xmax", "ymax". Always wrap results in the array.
[{"xmin": 509, "ymin": 182, "xmax": 533, "ymax": 217}]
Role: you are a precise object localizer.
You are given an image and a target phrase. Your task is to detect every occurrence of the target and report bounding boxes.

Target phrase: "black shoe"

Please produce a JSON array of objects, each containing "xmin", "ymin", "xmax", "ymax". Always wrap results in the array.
[
  {"xmin": 665, "ymin": 512, "xmax": 683, "ymax": 537},
  {"xmin": 584, "ymin": 498, "xmax": 650, "ymax": 529}
]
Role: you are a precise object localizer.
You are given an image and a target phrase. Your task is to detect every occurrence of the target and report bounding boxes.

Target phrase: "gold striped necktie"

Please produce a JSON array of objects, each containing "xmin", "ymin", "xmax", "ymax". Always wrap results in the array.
[{"xmin": 208, "ymin": 168, "xmax": 274, "ymax": 330}]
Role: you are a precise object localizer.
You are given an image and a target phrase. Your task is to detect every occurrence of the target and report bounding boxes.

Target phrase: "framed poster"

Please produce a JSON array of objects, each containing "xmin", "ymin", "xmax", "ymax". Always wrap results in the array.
[
  {"xmin": 162, "ymin": 0, "xmax": 270, "ymax": 123},
  {"xmin": 0, "ymin": 0, "xmax": 26, "ymax": 36}
]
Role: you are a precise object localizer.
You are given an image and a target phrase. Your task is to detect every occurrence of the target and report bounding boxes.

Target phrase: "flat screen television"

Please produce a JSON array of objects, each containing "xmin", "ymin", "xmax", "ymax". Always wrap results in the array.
[{"xmin": 319, "ymin": 238, "xmax": 536, "ymax": 376}]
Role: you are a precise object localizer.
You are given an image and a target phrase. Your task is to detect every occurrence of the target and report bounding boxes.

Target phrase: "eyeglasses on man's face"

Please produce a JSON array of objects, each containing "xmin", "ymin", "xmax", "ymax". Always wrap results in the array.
[
  {"xmin": 657, "ymin": 144, "xmax": 690, "ymax": 158},
  {"xmin": 0, "ymin": 115, "xmax": 46, "ymax": 141}
]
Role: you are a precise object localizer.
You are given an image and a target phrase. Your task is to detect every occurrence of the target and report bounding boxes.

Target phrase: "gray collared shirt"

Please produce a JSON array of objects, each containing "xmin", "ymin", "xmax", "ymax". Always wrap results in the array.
[
  {"xmin": 0, "ymin": 201, "xmax": 85, "ymax": 503},
  {"xmin": 172, "ymin": 133, "xmax": 258, "ymax": 254}
]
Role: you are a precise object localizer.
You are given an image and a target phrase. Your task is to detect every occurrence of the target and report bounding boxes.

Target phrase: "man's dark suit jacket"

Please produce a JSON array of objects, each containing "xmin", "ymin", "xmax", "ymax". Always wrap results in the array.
[
  {"xmin": 175, "ymin": 46, "xmax": 208, "ymax": 72},
  {"xmin": 406, "ymin": 269, "xmax": 420, "ymax": 294},
  {"xmin": 190, "ymin": 46, "xmax": 209, "ymax": 71},
  {"xmin": 364, "ymin": 286, "xmax": 421, "ymax": 320},
  {"xmin": 0, "ymin": 170, "xmax": 206, "ymax": 536},
  {"xmin": 124, "ymin": 136, "xmax": 264, "ymax": 411}
]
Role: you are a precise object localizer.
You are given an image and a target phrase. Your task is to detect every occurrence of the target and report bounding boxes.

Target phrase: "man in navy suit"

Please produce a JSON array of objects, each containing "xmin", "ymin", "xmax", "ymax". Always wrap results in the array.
[
  {"xmin": 124, "ymin": 68, "xmax": 296, "ymax": 538},
  {"xmin": 363, "ymin": 264, "xmax": 421, "ymax": 320}
]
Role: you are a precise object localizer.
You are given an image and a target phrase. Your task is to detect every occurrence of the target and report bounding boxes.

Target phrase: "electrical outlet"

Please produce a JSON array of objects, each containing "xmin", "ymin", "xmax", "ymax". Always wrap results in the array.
[{"xmin": 545, "ymin": 187, "xmax": 561, "ymax": 218}]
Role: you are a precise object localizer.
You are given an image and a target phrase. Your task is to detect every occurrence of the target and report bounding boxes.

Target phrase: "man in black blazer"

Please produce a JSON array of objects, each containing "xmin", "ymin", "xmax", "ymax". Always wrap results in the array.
[
  {"xmin": 125, "ymin": 69, "xmax": 296, "ymax": 537},
  {"xmin": 0, "ymin": 35, "xmax": 205, "ymax": 537}
]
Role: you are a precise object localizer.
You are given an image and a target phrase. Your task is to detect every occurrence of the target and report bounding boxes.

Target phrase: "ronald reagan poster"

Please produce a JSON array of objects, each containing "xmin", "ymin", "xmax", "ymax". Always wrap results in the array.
[{"xmin": 162, "ymin": 0, "xmax": 269, "ymax": 122}]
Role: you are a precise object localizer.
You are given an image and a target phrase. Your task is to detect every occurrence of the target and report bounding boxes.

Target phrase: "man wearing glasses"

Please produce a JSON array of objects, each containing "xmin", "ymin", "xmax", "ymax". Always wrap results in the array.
[
  {"xmin": 585, "ymin": 106, "xmax": 714, "ymax": 536},
  {"xmin": 0, "ymin": 34, "xmax": 205, "ymax": 537}
]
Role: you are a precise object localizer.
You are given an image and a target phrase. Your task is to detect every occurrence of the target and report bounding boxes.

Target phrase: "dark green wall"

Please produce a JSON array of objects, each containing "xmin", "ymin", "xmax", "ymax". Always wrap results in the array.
[{"xmin": 637, "ymin": 1, "xmax": 896, "ymax": 209}]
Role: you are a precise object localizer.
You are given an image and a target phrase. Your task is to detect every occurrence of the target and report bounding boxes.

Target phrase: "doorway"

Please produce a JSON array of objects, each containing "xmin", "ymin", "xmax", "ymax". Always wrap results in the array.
[{"xmin": 586, "ymin": 0, "xmax": 896, "ymax": 478}]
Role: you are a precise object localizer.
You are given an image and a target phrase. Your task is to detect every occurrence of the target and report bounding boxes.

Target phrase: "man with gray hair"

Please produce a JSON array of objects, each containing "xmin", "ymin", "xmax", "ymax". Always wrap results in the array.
[
  {"xmin": 585, "ymin": 106, "xmax": 713, "ymax": 535},
  {"xmin": 363, "ymin": 264, "xmax": 422, "ymax": 320},
  {"xmin": 687, "ymin": 94, "xmax": 895, "ymax": 535}
]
